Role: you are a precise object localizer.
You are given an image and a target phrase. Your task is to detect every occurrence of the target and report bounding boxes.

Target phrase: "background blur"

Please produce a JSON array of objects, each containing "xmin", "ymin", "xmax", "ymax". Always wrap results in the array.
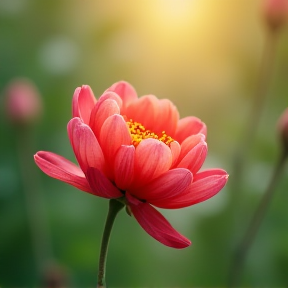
[{"xmin": 1, "ymin": 0, "xmax": 288, "ymax": 287}]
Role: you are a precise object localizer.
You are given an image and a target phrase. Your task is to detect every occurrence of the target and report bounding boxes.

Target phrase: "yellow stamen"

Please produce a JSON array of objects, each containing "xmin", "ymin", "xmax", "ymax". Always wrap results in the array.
[{"xmin": 127, "ymin": 119, "xmax": 174, "ymax": 147}]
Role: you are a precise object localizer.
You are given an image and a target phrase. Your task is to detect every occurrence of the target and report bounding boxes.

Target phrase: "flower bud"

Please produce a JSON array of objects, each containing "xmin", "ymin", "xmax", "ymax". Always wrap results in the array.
[
  {"xmin": 277, "ymin": 108, "xmax": 288, "ymax": 153},
  {"xmin": 5, "ymin": 78, "xmax": 42, "ymax": 125},
  {"xmin": 262, "ymin": 0, "xmax": 288, "ymax": 31}
]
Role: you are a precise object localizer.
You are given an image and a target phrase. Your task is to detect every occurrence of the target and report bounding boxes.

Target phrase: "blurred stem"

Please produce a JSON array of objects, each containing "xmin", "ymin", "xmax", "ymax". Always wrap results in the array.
[
  {"xmin": 228, "ymin": 150, "xmax": 287, "ymax": 287},
  {"xmin": 97, "ymin": 199, "xmax": 124, "ymax": 288},
  {"xmin": 17, "ymin": 126, "xmax": 53, "ymax": 274},
  {"xmin": 231, "ymin": 30, "xmax": 278, "ymax": 192}
]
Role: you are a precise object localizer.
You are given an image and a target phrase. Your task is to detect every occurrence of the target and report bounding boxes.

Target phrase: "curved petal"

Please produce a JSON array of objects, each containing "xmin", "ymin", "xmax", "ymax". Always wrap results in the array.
[
  {"xmin": 126, "ymin": 193, "xmax": 191, "ymax": 249},
  {"xmin": 68, "ymin": 118, "xmax": 105, "ymax": 174},
  {"xmin": 125, "ymin": 95, "xmax": 159, "ymax": 131},
  {"xmin": 106, "ymin": 81, "xmax": 137, "ymax": 114},
  {"xmin": 177, "ymin": 141, "xmax": 208, "ymax": 174},
  {"xmin": 114, "ymin": 145, "xmax": 135, "ymax": 190},
  {"xmin": 72, "ymin": 85, "xmax": 96, "ymax": 124},
  {"xmin": 86, "ymin": 167, "xmax": 123, "ymax": 198},
  {"xmin": 34, "ymin": 151, "xmax": 91, "ymax": 192},
  {"xmin": 132, "ymin": 168, "xmax": 192, "ymax": 202},
  {"xmin": 179, "ymin": 134, "xmax": 206, "ymax": 160},
  {"xmin": 152, "ymin": 99, "xmax": 179, "ymax": 136},
  {"xmin": 89, "ymin": 98, "xmax": 120, "ymax": 139},
  {"xmin": 170, "ymin": 141, "xmax": 181, "ymax": 167},
  {"xmin": 152, "ymin": 169, "xmax": 229, "ymax": 209},
  {"xmin": 134, "ymin": 138, "xmax": 172, "ymax": 186},
  {"xmin": 175, "ymin": 117, "xmax": 207, "ymax": 144},
  {"xmin": 100, "ymin": 114, "xmax": 132, "ymax": 166}
]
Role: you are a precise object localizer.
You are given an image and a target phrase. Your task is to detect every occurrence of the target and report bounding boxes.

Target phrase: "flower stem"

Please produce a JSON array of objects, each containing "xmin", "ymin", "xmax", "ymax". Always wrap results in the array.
[
  {"xmin": 97, "ymin": 199, "xmax": 124, "ymax": 288},
  {"xmin": 228, "ymin": 150, "xmax": 287, "ymax": 287}
]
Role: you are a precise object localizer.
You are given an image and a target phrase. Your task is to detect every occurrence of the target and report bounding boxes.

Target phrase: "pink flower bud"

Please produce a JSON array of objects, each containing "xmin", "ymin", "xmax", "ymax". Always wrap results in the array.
[
  {"xmin": 277, "ymin": 108, "xmax": 288, "ymax": 152},
  {"xmin": 262, "ymin": 0, "xmax": 288, "ymax": 31},
  {"xmin": 5, "ymin": 78, "xmax": 42, "ymax": 125}
]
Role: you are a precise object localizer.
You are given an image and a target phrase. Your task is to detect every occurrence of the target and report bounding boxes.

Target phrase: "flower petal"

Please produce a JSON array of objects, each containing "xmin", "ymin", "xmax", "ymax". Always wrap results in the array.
[
  {"xmin": 152, "ymin": 169, "xmax": 229, "ymax": 209},
  {"xmin": 72, "ymin": 85, "xmax": 96, "ymax": 125},
  {"xmin": 132, "ymin": 168, "xmax": 192, "ymax": 202},
  {"xmin": 86, "ymin": 167, "xmax": 123, "ymax": 198},
  {"xmin": 89, "ymin": 98, "xmax": 120, "ymax": 139},
  {"xmin": 126, "ymin": 193, "xmax": 191, "ymax": 248},
  {"xmin": 170, "ymin": 141, "xmax": 181, "ymax": 167},
  {"xmin": 175, "ymin": 116, "xmax": 207, "ymax": 144},
  {"xmin": 153, "ymin": 99, "xmax": 179, "ymax": 136},
  {"xmin": 177, "ymin": 141, "xmax": 208, "ymax": 174},
  {"xmin": 125, "ymin": 95, "xmax": 159, "ymax": 131},
  {"xmin": 106, "ymin": 81, "xmax": 137, "ymax": 114},
  {"xmin": 99, "ymin": 114, "xmax": 132, "ymax": 166},
  {"xmin": 134, "ymin": 138, "xmax": 172, "ymax": 186},
  {"xmin": 34, "ymin": 151, "xmax": 91, "ymax": 192},
  {"xmin": 67, "ymin": 118, "xmax": 105, "ymax": 174},
  {"xmin": 114, "ymin": 145, "xmax": 135, "ymax": 190}
]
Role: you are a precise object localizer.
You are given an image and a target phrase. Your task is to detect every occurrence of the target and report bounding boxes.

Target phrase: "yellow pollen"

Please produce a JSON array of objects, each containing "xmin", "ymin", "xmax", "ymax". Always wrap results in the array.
[{"xmin": 127, "ymin": 119, "xmax": 174, "ymax": 147}]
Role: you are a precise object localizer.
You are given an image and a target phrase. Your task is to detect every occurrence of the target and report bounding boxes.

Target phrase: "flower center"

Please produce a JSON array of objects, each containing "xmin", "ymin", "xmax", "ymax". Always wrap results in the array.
[{"xmin": 127, "ymin": 119, "xmax": 174, "ymax": 147}]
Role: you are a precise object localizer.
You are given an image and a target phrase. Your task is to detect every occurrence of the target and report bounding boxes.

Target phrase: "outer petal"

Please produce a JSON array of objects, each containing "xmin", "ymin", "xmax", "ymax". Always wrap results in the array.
[
  {"xmin": 99, "ymin": 114, "xmax": 132, "ymax": 166},
  {"xmin": 34, "ymin": 151, "xmax": 91, "ymax": 192},
  {"xmin": 134, "ymin": 138, "xmax": 172, "ymax": 186},
  {"xmin": 126, "ymin": 193, "xmax": 191, "ymax": 249},
  {"xmin": 89, "ymin": 98, "xmax": 120, "ymax": 139},
  {"xmin": 86, "ymin": 167, "xmax": 123, "ymax": 198},
  {"xmin": 106, "ymin": 81, "xmax": 137, "ymax": 114},
  {"xmin": 177, "ymin": 141, "xmax": 208, "ymax": 174},
  {"xmin": 175, "ymin": 117, "xmax": 207, "ymax": 144},
  {"xmin": 72, "ymin": 85, "xmax": 96, "ymax": 125},
  {"xmin": 67, "ymin": 118, "xmax": 105, "ymax": 174},
  {"xmin": 114, "ymin": 145, "xmax": 135, "ymax": 190},
  {"xmin": 125, "ymin": 95, "xmax": 159, "ymax": 131},
  {"xmin": 132, "ymin": 168, "xmax": 192, "ymax": 202},
  {"xmin": 152, "ymin": 169, "xmax": 229, "ymax": 209}
]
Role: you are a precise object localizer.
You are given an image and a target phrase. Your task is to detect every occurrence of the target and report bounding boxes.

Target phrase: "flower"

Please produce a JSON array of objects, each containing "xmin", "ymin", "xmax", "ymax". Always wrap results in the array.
[
  {"xmin": 262, "ymin": 0, "xmax": 288, "ymax": 31},
  {"xmin": 34, "ymin": 81, "xmax": 228, "ymax": 249},
  {"xmin": 5, "ymin": 78, "xmax": 42, "ymax": 125}
]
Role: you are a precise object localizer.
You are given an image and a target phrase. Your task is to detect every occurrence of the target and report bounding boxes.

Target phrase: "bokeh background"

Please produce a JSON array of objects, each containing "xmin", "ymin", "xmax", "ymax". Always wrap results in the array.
[{"xmin": 1, "ymin": 0, "xmax": 288, "ymax": 287}]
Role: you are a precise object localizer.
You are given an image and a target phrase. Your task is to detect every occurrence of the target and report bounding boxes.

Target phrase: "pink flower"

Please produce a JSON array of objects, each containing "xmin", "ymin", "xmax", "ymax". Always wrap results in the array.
[
  {"xmin": 34, "ymin": 81, "xmax": 228, "ymax": 249},
  {"xmin": 5, "ymin": 78, "xmax": 42, "ymax": 125},
  {"xmin": 262, "ymin": 0, "xmax": 288, "ymax": 31}
]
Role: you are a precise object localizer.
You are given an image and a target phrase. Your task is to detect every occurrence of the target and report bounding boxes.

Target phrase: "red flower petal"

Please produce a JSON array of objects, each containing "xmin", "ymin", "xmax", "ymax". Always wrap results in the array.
[
  {"xmin": 34, "ymin": 151, "xmax": 91, "ymax": 192},
  {"xmin": 99, "ymin": 114, "xmax": 132, "ymax": 167},
  {"xmin": 86, "ymin": 167, "xmax": 123, "ymax": 198},
  {"xmin": 72, "ymin": 85, "xmax": 96, "ymax": 125},
  {"xmin": 106, "ymin": 81, "xmax": 137, "ymax": 114},
  {"xmin": 175, "ymin": 116, "xmax": 207, "ymax": 144},
  {"xmin": 177, "ymin": 141, "xmax": 208, "ymax": 174},
  {"xmin": 134, "ymin": 138, "xmax": 172, "ymax": 186},
  {"xmin": 89, "ymin": 98, "xmax": 120, "ymax": 139},
  {"xmin": 132, "ymin": 168, "xmax": 192, "ymax": 202},
  {"xmin": 152, "ymin": 99, "xmax": 179, "ymax": 136},
  {"xmin": 152, "ymin": 169, "xmax": 229, "ymax": 209},
  {"xmin": 67, "ymin": 118, "xmax": 105, "ymax": 174},
  {"xmin": 114, "ymin": 145, "xmax": 135, "ymax": 190},
  {"xmin": 126, "ymin": 95, "xmax": 159, "ymax": 131},
  {"xmin": 126, "ymin": 193, "xmax": 191, "ymax": 248},
  {"xmin": 170, "ymin": 141, "xmax": 181, "ymax": 167}
]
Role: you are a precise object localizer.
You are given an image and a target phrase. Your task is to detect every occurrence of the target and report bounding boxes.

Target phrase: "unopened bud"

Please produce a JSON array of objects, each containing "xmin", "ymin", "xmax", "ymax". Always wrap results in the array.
[
  {"xmin": 277, "ymin": 108, "xmax": 288, "ymax": 153},
  {"xmin": 262, "ymin": 0, "xmax": 288, "ymax": 31},
  {"xmin": 5, "ymin": 78, "xmax": 42, "ymax": 125}
]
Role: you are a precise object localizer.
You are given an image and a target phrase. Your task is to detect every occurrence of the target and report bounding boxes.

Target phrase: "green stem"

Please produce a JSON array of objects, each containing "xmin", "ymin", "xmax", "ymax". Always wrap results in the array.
[
  {"xmin": 97, "ymin": 199, "xmax": 124, "ymax": 288},
  {"xmin": 228, "ymin": 151, "xmax": 287, "ymax": 287}
]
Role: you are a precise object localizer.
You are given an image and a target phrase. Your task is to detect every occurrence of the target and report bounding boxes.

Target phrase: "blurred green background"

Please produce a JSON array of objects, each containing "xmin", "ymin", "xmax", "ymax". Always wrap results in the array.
[{"xmin": 1, "ymin": 0, "xmax": 288, "ymax": 287}]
